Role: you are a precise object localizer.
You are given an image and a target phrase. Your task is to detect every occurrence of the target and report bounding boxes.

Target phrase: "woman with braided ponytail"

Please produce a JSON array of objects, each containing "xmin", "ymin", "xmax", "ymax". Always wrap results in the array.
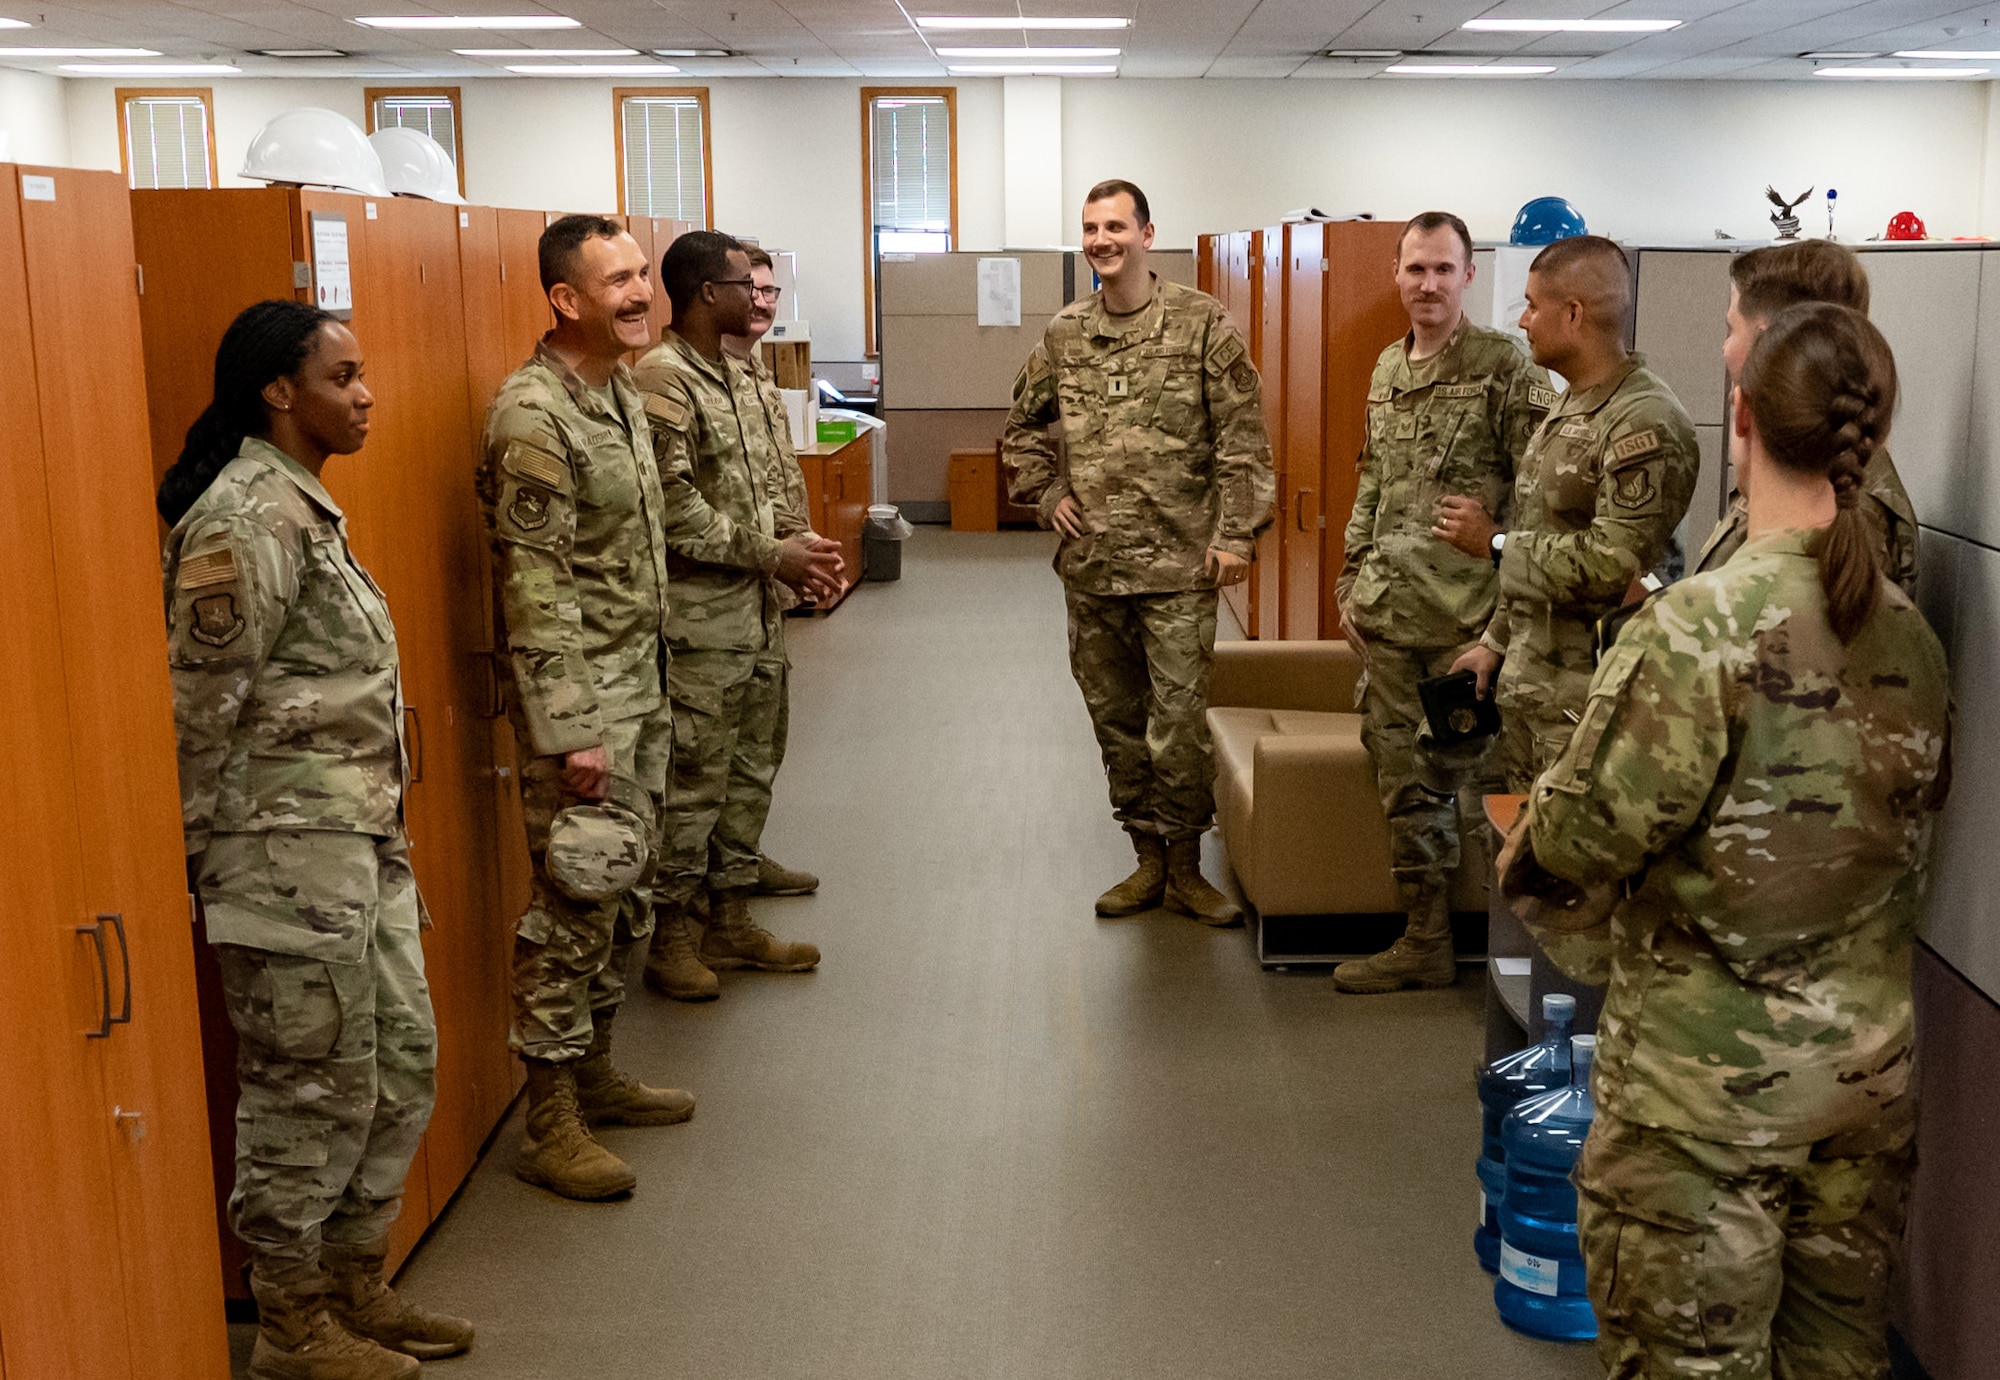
[
  {"xmin": 163, "ymin": 301, "xmax": 472, "ymax": 1378},
  {"xmin": 1496, "ymin": 301, "xmax": 1951, "ymax": 1377}
]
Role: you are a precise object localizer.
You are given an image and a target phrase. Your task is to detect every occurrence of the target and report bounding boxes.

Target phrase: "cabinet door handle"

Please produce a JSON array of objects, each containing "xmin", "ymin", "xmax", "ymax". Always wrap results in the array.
[
  {"xmin": 76, "ymin": 913, "xmax": 132, "ymax": 1038},
  {"xmin": 405, "ymin": 706, "xmax": 426, "ymax": 784},
  {"xmin": 1294, "ymin": 488, "xmax": 1317, "ymax": 533}
]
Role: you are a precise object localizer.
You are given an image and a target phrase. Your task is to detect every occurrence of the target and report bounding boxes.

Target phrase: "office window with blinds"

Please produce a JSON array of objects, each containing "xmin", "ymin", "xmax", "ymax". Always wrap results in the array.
[
  {"xmin": 366, "ymin": 87, "xmax": 464, "ymax": 193},
  {"xmin": 861, "ymin": 88, "xmax": 957, "ymax": 353},
  {"xmin": 120, "ymin": 90, "xmax": 214, "ymax": 190},
  {"xmin": 617, "ymin": 89, "xmax": 710, "ymax": 226}
]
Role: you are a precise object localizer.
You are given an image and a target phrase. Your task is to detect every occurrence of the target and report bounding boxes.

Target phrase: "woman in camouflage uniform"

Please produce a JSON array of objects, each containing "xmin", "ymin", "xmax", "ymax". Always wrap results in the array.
[
  {"xmin": 158, "ymin": 301, "xmax": 471, "ymax": 1380},
  {"xmin": 1500, "ymin": 303, "xmax": 1950, "ymax": 1379}
]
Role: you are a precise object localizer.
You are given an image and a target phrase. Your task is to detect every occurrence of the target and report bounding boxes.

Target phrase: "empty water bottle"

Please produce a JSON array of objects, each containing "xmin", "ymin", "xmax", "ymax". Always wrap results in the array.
[
  {"xmin": 1473, "ymin": 993, "xmax": 1576, "ymax": 1272},
  {"xmin": 1494, "ymin": 1034, "xmax": 1598, "ymax": 1342}
]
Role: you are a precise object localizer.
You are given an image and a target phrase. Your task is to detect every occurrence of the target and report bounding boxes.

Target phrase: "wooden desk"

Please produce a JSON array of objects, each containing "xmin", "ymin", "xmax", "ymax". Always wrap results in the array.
[{"xmin": 795, "ymin": 434, "xmax": 871, "ymax": 610}]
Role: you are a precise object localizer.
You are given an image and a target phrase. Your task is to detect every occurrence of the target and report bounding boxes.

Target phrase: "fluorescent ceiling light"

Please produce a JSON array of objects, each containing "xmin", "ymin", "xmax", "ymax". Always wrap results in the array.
[
  {"xmin": 946, "ymin": 62, "xmax": 1117, "ymax": 74},
  {"xmin": 1320, "ymin": 49, "xmax": 1403, "ymax": 58},
  {"xmin": 1816, "ymin": 65, "xmax": 1986, "ymax": 77},
  {"xmin": 456, "ymin": 46, "xmax": 636, "ymax": 54},
  {"xmin": 0, "ymin": 46, "xmax": 163, "ymax": 56},
  {"xmin": 356, "ymin": 15, "xmax": 580, "ymax": 30},
  {"xmin": 1894, "ymin": 49, "xmax": 2000, "ymax": 59},
  {"xmin": 1387, "ymin": 63, "xmax": 1556, "ymax": 75},
  {"xmin": 505, "ymin": 62, "xmax": 680, "ymax": 74},
  {"xmin": 62, "ymin": 62, "xmax": 242, "ymax": 73},
  {"xmin": 918, "ymin": 16, "xmax": 1129, "ymax": 30},
  {"xmin": 935, "ymin": 45, "xmax": 1119, "ymax": 56},
  {"xmin": 1462, "ymin": 18, "xmax": 1679, "ymax": 32},
  {"xmin": 0, "ymin": 18, "xmax": 29, "ymax": 29},
  {"xmin": 257, "ymin": 48, "xmax": 350, "ymax": 57},
  {"xmin": 653, "ymin": 48, "xmax": 735, "ymax": 57},
  {"xmin": 1800, "ymin": 51, "xmax": 1879, "ymax": 59}
]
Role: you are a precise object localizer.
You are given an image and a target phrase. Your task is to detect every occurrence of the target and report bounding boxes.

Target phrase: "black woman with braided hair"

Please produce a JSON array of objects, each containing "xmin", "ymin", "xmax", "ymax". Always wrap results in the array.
[{"xmin": 160, "ymin": 299, "xmax": 473, "ymax": 1379}]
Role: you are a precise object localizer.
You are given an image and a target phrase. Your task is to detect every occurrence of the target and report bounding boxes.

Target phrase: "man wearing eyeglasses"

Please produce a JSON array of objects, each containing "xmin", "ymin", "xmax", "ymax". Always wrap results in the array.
[
  {"xmin": 721, "ymin": 245, "xmax": 825, "ymax": 901},
  {"xmin": 634, "ymin": 231, "xmax": 844, "ymax": 1002}
]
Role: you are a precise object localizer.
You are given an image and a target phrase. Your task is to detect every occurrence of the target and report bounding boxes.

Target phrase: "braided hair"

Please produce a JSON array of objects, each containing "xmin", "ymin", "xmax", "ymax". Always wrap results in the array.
[
  {"xmin": 156, "ymin": 300, "xmax": 336, "ymax": 525},
  {"xmin": 1739, "ymin": 302, "xmax": 1896, "ymax": 643}
]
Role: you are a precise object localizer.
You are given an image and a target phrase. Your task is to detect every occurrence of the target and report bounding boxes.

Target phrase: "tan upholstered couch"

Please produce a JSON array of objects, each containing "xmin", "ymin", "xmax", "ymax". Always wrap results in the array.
[{"xmin": 1208, "ymin": 641, "xmax": 1487, "ymax": 918}]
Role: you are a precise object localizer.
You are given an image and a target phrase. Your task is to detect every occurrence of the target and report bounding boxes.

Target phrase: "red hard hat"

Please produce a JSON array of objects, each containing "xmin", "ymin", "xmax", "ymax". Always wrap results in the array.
[{"xmin": 1885, "ymin": 211, "xmax": 1927, "ymax": 241}]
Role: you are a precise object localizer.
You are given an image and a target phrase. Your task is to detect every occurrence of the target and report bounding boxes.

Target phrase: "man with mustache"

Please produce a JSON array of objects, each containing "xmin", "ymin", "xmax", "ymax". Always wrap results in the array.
[
  {"xmin": 1004, "ymin": 179, "xmax": 1275, "ymax": 925},
  {"xmin": 481, "ymin": 217, "xmax": 789, "ymax": 1199},
  {"xmin": 1331, "ymin": 211, "xmax": 1551, "ymax": 994}
]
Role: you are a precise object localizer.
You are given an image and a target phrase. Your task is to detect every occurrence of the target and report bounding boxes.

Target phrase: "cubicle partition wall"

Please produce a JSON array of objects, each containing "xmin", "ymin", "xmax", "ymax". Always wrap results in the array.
[{"xmin": 877, "ymin": 248, "xmax": 1195, "ymax": 519}]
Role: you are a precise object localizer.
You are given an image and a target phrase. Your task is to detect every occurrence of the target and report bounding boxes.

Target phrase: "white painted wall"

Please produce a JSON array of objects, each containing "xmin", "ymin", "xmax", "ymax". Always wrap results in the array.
[
  {"xmin": 0, "ymin": 69, "xmax": 69, "ymax": 166},
  {"xmin": 1003, "ymin": 77, "xmax": 1064, "ymax": 248},
  {"xmin": 1060, "ymin": 79, "xmax": 1992, "ymax": 251},
  {"xmin": 46, "ymin": 72, "xmax": 2000, "ymax": 356}
]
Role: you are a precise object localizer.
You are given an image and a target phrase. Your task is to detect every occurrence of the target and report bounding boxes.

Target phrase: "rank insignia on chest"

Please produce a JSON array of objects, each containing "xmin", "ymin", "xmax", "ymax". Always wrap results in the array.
[
  {"xmin": 1107, "ymin": 376, "xmax": 1128, "ymax": 398},
  {"xmin": 1613, "ymin": 465, "xmax": 1657, "ymax": 510},
  {"xmin": 190, "ymin": 593, "xmax": 245, "ymax": 648},
  {"xmin": 509, "ymin": 486, "xmax": 553, "ymax": 531}
]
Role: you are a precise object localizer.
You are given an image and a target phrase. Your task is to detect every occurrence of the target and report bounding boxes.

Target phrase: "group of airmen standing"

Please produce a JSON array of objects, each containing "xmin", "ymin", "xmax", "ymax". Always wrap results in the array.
[
  {"xmin": 154, "ymin": 169, "xmax": 1947, "ymax": 1380},
  {"xmin": 159, "ymin": 218, "xmax": 841, "ymax": 1379},
  {"xmin": 1004, "ymin": 180, "xmax": 1944, "ymax": 1380}
]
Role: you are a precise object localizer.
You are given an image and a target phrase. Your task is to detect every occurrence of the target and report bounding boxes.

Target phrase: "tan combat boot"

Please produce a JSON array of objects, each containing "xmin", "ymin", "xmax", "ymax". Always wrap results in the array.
[
  {"xmin": 515, "ymin": 1058, "xmax": 638, "ymax": 1200},
  {"xmin": 754, "ymin": 853, "xmax": 820, "ymax": 895},
  {"xmin": 248, "ymin": 1270, "xmax": 418, "ymax": 1380},
  {"xmin": 1333, "ymin": 893, "xmax": 1458, "ymax": 993},
  {"xmin": 1163, "ymin": 837, "xmax": 1243, "ymax": 926},
  {"xmin": 644, "ymin": 902, "xmax": 720, "ymax": 1001},
  {"xmin": 699, "ymin": 886, "xmax": 821, "ymax": 971},
  {"xmin": 322, "ymin": 1240, "xmax": 474, "ymax": 1360},
  {"xmin": 572, "ymin": 1011, "xmax": 695, "ymax": 1127},
  {"xmin": 1095, "ymin": 832, "xmax": 1167, "ymax": 917}
]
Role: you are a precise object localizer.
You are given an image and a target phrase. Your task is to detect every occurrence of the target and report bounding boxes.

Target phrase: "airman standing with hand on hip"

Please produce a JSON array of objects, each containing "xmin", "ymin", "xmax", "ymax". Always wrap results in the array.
[
  {"xmin": 1332, "ymin": 211, "xmax": 1550, "ymax": 995},
  {"xmin": 1452, "ymin": 235, "xmax": 1699, "ymax": 789},
  {"xmin": 162, "ymin": 300, "xmax": 472, "ymax": 1379},
  {"xmin": 1004, "ymin": 179, "xmax": 1276, "ymax": 925}
]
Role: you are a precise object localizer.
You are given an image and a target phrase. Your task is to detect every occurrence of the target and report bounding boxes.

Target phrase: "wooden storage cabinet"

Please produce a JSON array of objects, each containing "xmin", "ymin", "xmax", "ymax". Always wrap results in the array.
[
  {"xmin": 130, "ymin": 186, "xmax": 517, "ymax": 1294},
  {"xmin": 796, "ymin": 434, "xmax": 872, "ymax": 608},
  {"xmin": 1, "ymin": 164, "xmax": 230, "ymax": 1379}
]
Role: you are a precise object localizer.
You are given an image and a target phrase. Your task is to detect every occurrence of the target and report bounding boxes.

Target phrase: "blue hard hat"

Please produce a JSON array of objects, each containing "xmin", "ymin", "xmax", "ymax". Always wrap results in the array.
[{"xmin": 1510, "ymin": 196, "xmax": 1588, "ymax": 246}]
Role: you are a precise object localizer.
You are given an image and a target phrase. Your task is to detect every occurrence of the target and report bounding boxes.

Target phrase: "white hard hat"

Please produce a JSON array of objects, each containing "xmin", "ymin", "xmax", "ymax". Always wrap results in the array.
[
  {"xmin": 241, "ymin": 107, "xmax": 388, "ymax": 198},
  {"xmin": 368, "ymin": 126, "xmax": 465, "ymax": 205}
]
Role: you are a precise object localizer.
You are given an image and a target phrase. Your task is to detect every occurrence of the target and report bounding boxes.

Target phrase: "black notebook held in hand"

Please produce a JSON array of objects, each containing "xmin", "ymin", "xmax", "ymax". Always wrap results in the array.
[{"xmin": 1418, "ymin": 669, "xmax": 1502, "ymax": 746}]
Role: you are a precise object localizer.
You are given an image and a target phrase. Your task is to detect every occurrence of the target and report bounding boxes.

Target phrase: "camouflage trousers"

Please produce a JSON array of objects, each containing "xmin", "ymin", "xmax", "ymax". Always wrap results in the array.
[
  {"xmin": 513, "ymin": 704, "xmax": 670, "ymax": 1061},
  {"xmin": 1495, "ymin": 696, "xmax": 1582, "ymax": 794},
  {"xmin": 1064, "ymin": 586, "xmax": 1219, "ymax": 841},
  {"xmin": 1576, "ymin": 1107, "xmax": 1917, "ymax": 1380},
  {"xmin": 210, "ymin": 832, "xmax": 437, "ymax": 1284},
  {"xmin": 653, "ymin": 647, "xmax": 777, "ymax": 909},
  {"xmin": 1359, "ymin": 642, "xmax": 1487, "ymax": 913}
]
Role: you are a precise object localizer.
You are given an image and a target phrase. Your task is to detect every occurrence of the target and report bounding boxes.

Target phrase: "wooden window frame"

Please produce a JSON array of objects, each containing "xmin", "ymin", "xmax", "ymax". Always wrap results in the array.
[
  {"xmin": 364, "ymin": 85, "xmax": 467, "ymax": 197},
  {"xmin": 613, "ymin": 86, "xmax": 714, "ymax": 226},
  {"xmin": 116, "ymin": 87, "xmax": 219, "ymax": 191},
  {"xmin": 861, "ymin": 86, "xmax": 959, "ymax": 357}
]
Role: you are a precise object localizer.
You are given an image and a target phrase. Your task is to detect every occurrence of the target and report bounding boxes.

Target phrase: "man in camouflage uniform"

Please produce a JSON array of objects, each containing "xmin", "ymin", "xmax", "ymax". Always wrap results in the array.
[
  {"xmin": 724, "ymin": 244, "xmax": 823, "ymax": 901},
  {"xmin": 631, "ymin": 231, "xmax": 843, "ymax": 1000},
  {"xmin": 1332, "ymin": 212, "xmax": 1551, "ymax": 994},
  {"xmin": 1452, "ymin": 235, "xmax": 1699, "ymax": 789},
  {"xmin": 1693, "ymin": 240, "xmax": 1919, "ymax": 592},
  {"xmin": 1498, "ymin": 512, "xmax": 1950, "ymax": 1378},
  {"xmin": 167, "ymin": 314, "xmax": 471, "ymax": 1375},
  {"xmin": 481, "ymin": 216, "xmax": 780, "ymax": 1199},
  {"xmin": 1004, "ymin": 179, "xmax": 1275, "ymax": 924}
]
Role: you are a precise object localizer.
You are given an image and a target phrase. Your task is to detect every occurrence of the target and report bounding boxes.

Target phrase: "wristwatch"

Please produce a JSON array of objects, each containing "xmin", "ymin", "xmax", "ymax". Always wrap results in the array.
[{"xmin": 1489, "ymin": 531, "xmax": 1507, "ymax": 568}]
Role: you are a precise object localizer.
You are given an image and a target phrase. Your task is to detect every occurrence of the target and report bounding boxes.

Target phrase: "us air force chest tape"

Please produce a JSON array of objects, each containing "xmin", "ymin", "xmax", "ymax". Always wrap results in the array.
[{"xmin": 546, "ymin": 778, "xmax": 654, "ymax": 902}]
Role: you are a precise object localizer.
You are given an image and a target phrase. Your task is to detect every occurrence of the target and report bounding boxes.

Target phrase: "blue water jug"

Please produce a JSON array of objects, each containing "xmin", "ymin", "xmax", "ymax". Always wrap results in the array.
[
  {"xmin": 1494, "ymin": 1034, "xmax": 1598, "ymax": 1342},
  {"xmin": 1474, "ymin": 993, "xmax": 1576, "ymax": 1272}
]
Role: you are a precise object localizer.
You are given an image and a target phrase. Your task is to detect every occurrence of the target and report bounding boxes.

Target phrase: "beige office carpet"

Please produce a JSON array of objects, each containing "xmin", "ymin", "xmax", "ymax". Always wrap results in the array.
[{"xmin": 247, "ymin": 528, "xmax": 1599, "ymax": 1379}]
